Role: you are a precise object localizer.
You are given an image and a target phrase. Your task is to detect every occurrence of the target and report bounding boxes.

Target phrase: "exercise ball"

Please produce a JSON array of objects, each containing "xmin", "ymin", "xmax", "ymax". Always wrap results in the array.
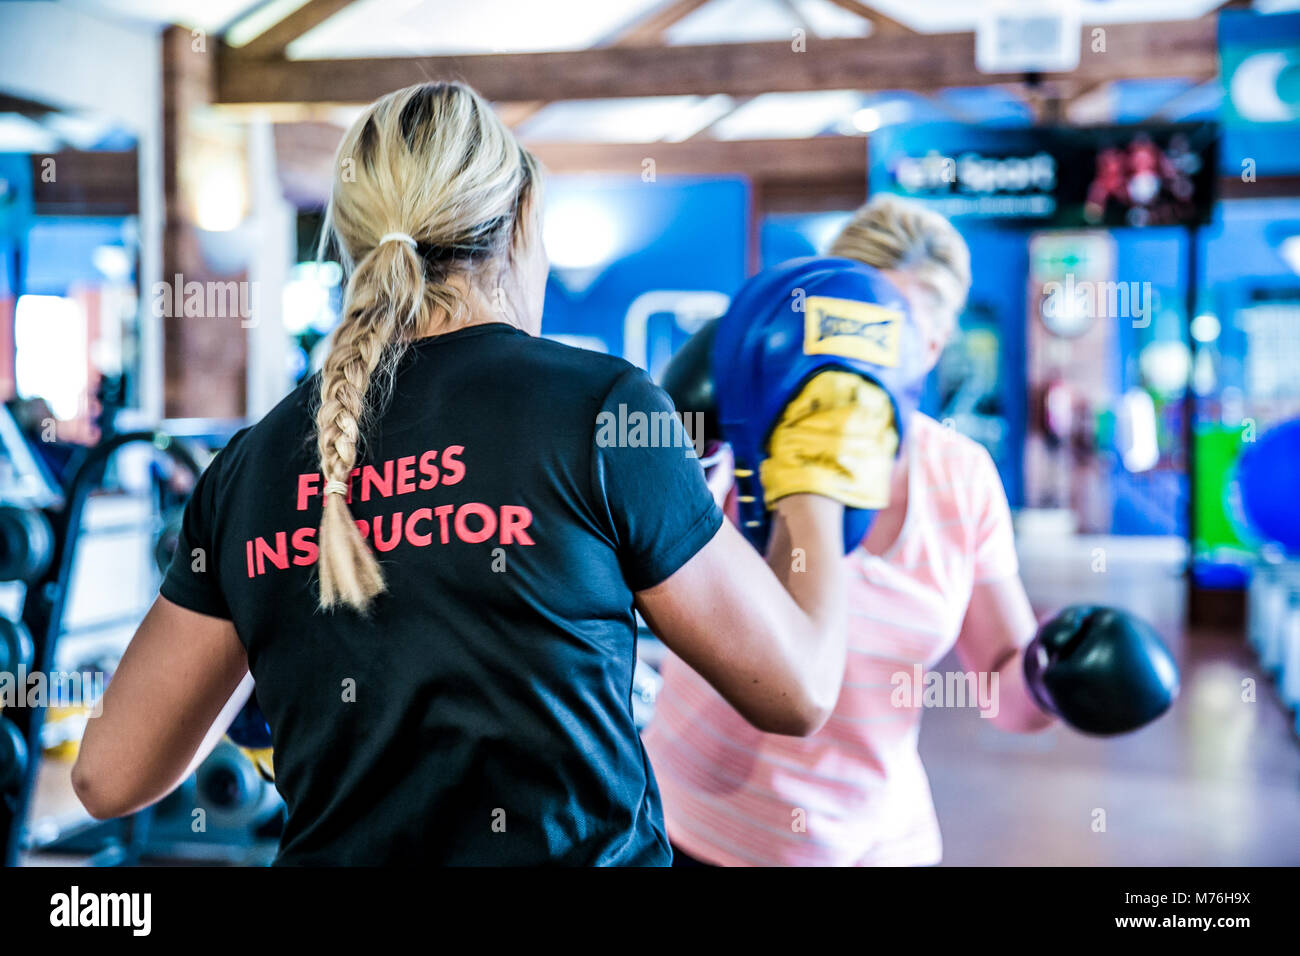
[{"xmin": 1239, "ymin": 418, "xmax": 1300, "ymax": 553}]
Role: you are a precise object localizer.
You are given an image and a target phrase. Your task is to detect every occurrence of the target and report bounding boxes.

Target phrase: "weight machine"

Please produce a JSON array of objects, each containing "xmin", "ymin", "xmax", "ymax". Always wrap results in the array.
[{"xmin": 0, "ymin": 387, "xmax": 280, "ymax": 866}]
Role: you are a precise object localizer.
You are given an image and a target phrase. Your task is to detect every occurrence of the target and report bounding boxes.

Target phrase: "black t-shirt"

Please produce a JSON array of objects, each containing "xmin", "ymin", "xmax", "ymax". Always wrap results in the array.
[{"xmin": 160, "ymin": 323, "xmax": 721, "ymax": 866}]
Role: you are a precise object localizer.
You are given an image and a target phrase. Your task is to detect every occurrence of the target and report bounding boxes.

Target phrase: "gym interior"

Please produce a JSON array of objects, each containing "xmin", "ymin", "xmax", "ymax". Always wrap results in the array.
[{"xmin": 0, "ymin": 0, "xmax": 1298, "ymax": 871}]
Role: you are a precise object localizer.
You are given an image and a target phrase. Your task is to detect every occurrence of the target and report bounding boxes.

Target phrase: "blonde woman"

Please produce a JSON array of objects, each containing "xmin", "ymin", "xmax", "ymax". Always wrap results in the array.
[
  {"xmin": 73, "ymin": 83, "xmax": 886, "ymax": 865},
  {"xmin": 645, "ymin": 196, "xmax": 1058, "ymax": 867}
]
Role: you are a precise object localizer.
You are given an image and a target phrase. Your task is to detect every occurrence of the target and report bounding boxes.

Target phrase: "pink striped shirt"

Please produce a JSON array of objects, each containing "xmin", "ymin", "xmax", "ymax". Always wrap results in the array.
[{"xmin": 643, "ymin": 413, "xmax": 1020, "ymax": 866}]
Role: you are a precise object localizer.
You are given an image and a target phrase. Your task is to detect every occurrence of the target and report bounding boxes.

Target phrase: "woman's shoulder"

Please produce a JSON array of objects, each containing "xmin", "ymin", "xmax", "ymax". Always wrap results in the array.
[
  {"xmin": 907, "ymin": 413, "xmax": 1003, "ymax": 501},
  {"xmin": 526, "ymin": 334, "xmax": 642, "ymax": 385},
  {"xmin": 908, "ymin": 413, "xmax": 990, "ymax": 463}
]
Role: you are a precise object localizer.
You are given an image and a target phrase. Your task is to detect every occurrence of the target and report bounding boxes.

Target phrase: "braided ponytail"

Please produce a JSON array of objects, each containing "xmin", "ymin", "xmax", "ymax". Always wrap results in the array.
[
  {"xmin": 314, "ymin": 238, "xmax": 423, "ymax": 609},
  {"xmin": 314, "ymin": 82, "xmax": 539, "ymax": 611}
]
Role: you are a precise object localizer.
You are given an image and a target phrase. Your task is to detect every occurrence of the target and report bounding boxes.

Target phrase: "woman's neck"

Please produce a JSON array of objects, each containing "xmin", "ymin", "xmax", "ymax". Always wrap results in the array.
[
  {"xmin": 414, "ymin": 280, "xmax": 536, "ymax": 339},
  {"xmin": 860, "ymin": 439, "xmax": 911, "ymax": 556}
]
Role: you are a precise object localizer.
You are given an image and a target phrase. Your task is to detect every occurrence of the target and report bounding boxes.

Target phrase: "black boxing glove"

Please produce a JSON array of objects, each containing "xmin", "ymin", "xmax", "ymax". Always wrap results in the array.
[{"xmin": 1023, "ymin": 605, "xmax": 1179, "ymax": 735}]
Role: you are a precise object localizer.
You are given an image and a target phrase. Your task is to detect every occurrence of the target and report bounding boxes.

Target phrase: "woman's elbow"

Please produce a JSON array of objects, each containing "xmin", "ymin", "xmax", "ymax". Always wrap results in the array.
[
  {"xmin": 71, "ymin": 756, "xmax": 131, "ymax": 820},
  {"xmin": 786, "ymin": 701, "xmax": 834, "ymax": 737},
  {"xmin": 758, "ymin": 622, "xmax": 845, "ymax": 736},
  {"xmin": 794, "ymin": 683, "xmax": 840, "ymax": 735},
  {"xmin": 749, "ymin": 690, "xmax": 835, "ymax": 737},
  {"xmin": 769, "ymin": 654, "xmax": 844, "ymax": 734}
]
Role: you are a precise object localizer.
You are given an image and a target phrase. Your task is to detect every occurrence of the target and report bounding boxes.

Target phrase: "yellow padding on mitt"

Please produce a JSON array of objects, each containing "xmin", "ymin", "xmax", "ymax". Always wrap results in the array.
[
  {"xmin": 760, "ymin": 370, "xmax": 898, "ymax": 510},
  {"xmin": 239, "ymin": 746, "xmax": 275, "ymax": 783}
]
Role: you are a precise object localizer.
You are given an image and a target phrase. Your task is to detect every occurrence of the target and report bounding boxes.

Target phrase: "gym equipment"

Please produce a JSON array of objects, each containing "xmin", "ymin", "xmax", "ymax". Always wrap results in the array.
[
  {"xmin": 47, "ymin": 744, "xmax": 280, "ymax": 865},
  {"xmin": 0, "ymin": 376, "xmax": 270, "ymax": 864},
  {"xmin": 1238, "ymin": 418, "xmax": 1300, "ymax": 553},
  {"xmin": 152, "ymin": 772, "xmax": 198, "ymax": 821},
  {"xmin": 225, "ymin": 696, "xmax": 272, "ymax": 751},
  {"xmin": 41, "ymin": 703, "xmax": 91, "ymax": 762},
  {"xmin": 0, "ymin": 618, "xmax": 34, "ymax": 679},
  {"xmin": 631, "ymin": 655, "xmax": 662, "ymax": 732},
  {"xmin": 0, "ymin": 716, "xmax": 27, "ymax": 793},
  {"xmin": 0, "ymin": 505, "xmax": 53, "ymax": 583},
  {"xmin": 659, "ymin": 317, "xmax": 723, "ymax": 446},
  {"xmin": 0, "ymin": 426, "xmax": 205, "ymax": 865},
  {"xmin": 663, "ymin": 257, "xmax": 927, "ymax": 553},
  {"xmin": 238, "ymin": 747, "xmax": 275, "ymax": 783},
  {"xmin": 1249, "ymin": 558, "xmax": 1295, "ymax": 674},
  {"xmin": 1238, "ymin": 420, "xmax": 1300, "ymax": 742},
  {"xmin": 1024, "ymin": 605, "xmax": 1180, "ymax": 735},
  {"xmin": 1249, "ymin": 557, "xmax": 1300, "ymax": 716},
  {"xmin": 194, "ymin": 741, "xmax": 281, "ymax": 831},
  {"xmin": 0, "ymin": 405, "xmax": 62, "ymax": 510},
  {"xmin": 153, "ymin": 508, "xmax": 184, "ymax": 576}
]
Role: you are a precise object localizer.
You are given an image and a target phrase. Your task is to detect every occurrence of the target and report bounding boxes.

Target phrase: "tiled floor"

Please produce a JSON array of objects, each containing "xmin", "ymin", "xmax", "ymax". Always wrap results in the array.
[{"xmin": 922, "ymin": 536, "xmax": 1300, "ymax": 866}]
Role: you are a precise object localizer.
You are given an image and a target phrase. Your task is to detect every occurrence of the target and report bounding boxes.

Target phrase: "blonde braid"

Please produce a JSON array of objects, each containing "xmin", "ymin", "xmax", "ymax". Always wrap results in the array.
[
  {"xmin": 315, "ymin": 241, "xmax": 425, "ymax": 610},
  {"xmin": 313, "ymin": 81, "xmax": 538, "ymax": 612}
]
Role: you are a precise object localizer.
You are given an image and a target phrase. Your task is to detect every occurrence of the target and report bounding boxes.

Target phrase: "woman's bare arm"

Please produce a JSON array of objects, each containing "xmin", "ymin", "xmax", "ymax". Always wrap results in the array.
[
  {"xmin": 73, "ymin": 596, "xmax": 250, "ymax": 819},
  {"xmin": 956, "ymin": 576, "xmax": 1054, "ymax": 733},
  {"xmin": 636, "ymin": 494, "xmax": 847, "ymax": 737}
]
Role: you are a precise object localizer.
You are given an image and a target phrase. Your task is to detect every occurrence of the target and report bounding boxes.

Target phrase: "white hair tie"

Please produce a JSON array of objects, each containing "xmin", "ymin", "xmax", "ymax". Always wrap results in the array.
[
  {"xmin": 323, "ymin": 480, "xmax": 348, "ymax": 497},
  {"xmin": 377, "ymin": 232, "xmax": 418, "ymax": 249}
]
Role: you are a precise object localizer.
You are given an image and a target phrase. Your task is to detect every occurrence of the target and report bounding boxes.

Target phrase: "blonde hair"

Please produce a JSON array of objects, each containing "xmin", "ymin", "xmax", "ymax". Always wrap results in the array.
[
  {"xmin": 829, "ymin": 194, "xmax": 971, "ymax": 318},
  {"xmin": 314, "ymin": 82, "xmax": 539, "ymax": 612}
]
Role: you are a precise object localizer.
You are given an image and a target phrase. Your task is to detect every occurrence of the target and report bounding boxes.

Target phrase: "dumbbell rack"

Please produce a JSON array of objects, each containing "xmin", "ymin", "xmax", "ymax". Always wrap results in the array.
[
  {"xmin": 0, "ymin": 430, "xmax": 201, "ymax": 865},
  {"xmin": 1248, "ymin": 555, "xmax": 1300, "ymax": 739}
]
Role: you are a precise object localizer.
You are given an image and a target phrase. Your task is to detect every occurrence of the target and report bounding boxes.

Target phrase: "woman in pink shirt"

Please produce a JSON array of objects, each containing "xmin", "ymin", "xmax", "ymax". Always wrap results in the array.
[{"xmin": 644, "ymin": 196, "xmax": 1057, "ymax": 866}]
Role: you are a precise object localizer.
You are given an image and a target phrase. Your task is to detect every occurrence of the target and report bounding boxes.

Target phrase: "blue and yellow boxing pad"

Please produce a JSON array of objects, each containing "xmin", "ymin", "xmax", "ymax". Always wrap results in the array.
[
  {"xmin": 664, "ymin": 257, "xmax": 925, "ymax": 553},
  {"xmin": 225, "ymin": 695, "xmax": 274, "ymax": 781}
]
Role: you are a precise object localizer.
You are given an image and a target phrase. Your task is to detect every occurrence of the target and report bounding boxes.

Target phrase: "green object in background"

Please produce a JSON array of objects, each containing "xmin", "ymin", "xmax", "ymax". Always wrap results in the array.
[{"xmin": 1193, "ymin": 422, "xmax": 1254, "ymax": 557}]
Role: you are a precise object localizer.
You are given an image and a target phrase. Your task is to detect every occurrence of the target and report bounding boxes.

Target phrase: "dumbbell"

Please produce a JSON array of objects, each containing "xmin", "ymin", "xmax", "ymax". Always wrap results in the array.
[
  {"xmin": 0, "ymin": 716, "xmax": 27, "ymax": 793},
  {"xmin": 195, "ymin": 740, "xmax": 280, "ymax": 829},
  {"xmin": 0, "ymin": 505, "xmax": 53, "ymax": 583},
  {"xmin": 0, "ymin": 618, "xmax": 35, "ymax": 681},
  {"xmin": 153, "ymin": 773, "xmax": 198, "ymax": 820},
  {"xmin": 197, "ymin": 745, "xmax": 262, "ymax": 811}
]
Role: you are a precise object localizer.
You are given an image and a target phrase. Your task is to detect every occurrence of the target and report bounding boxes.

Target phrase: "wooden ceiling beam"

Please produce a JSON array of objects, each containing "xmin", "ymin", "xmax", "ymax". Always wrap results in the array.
[
  {"xmin": 217, "ymin": 17, "xmax": 1219, "ymax": 105},
  {"xmin": 603, "ymin": 0, "xmax": 713, "ymax": 46},
  {"xmin": 508, "ymin": 0, "xmax": 714, "ymax": 134},
  {"xmin": 235, "ymin": 0, "xmax": 358, "ymax": 58},
  {"xmin": 0, "ymin": 92, "xmax": 61, "ymax": 117},
  {"xmin": 527, "ymin": 136, "xmax": 867, "ymax": 180},
  {"xmin": 821, "ymin": 0, "xmax": 915, "ymax": 35},
  {"xmin": 272, "ymin": 123, "xmax": 869, "ymax": 207}
]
